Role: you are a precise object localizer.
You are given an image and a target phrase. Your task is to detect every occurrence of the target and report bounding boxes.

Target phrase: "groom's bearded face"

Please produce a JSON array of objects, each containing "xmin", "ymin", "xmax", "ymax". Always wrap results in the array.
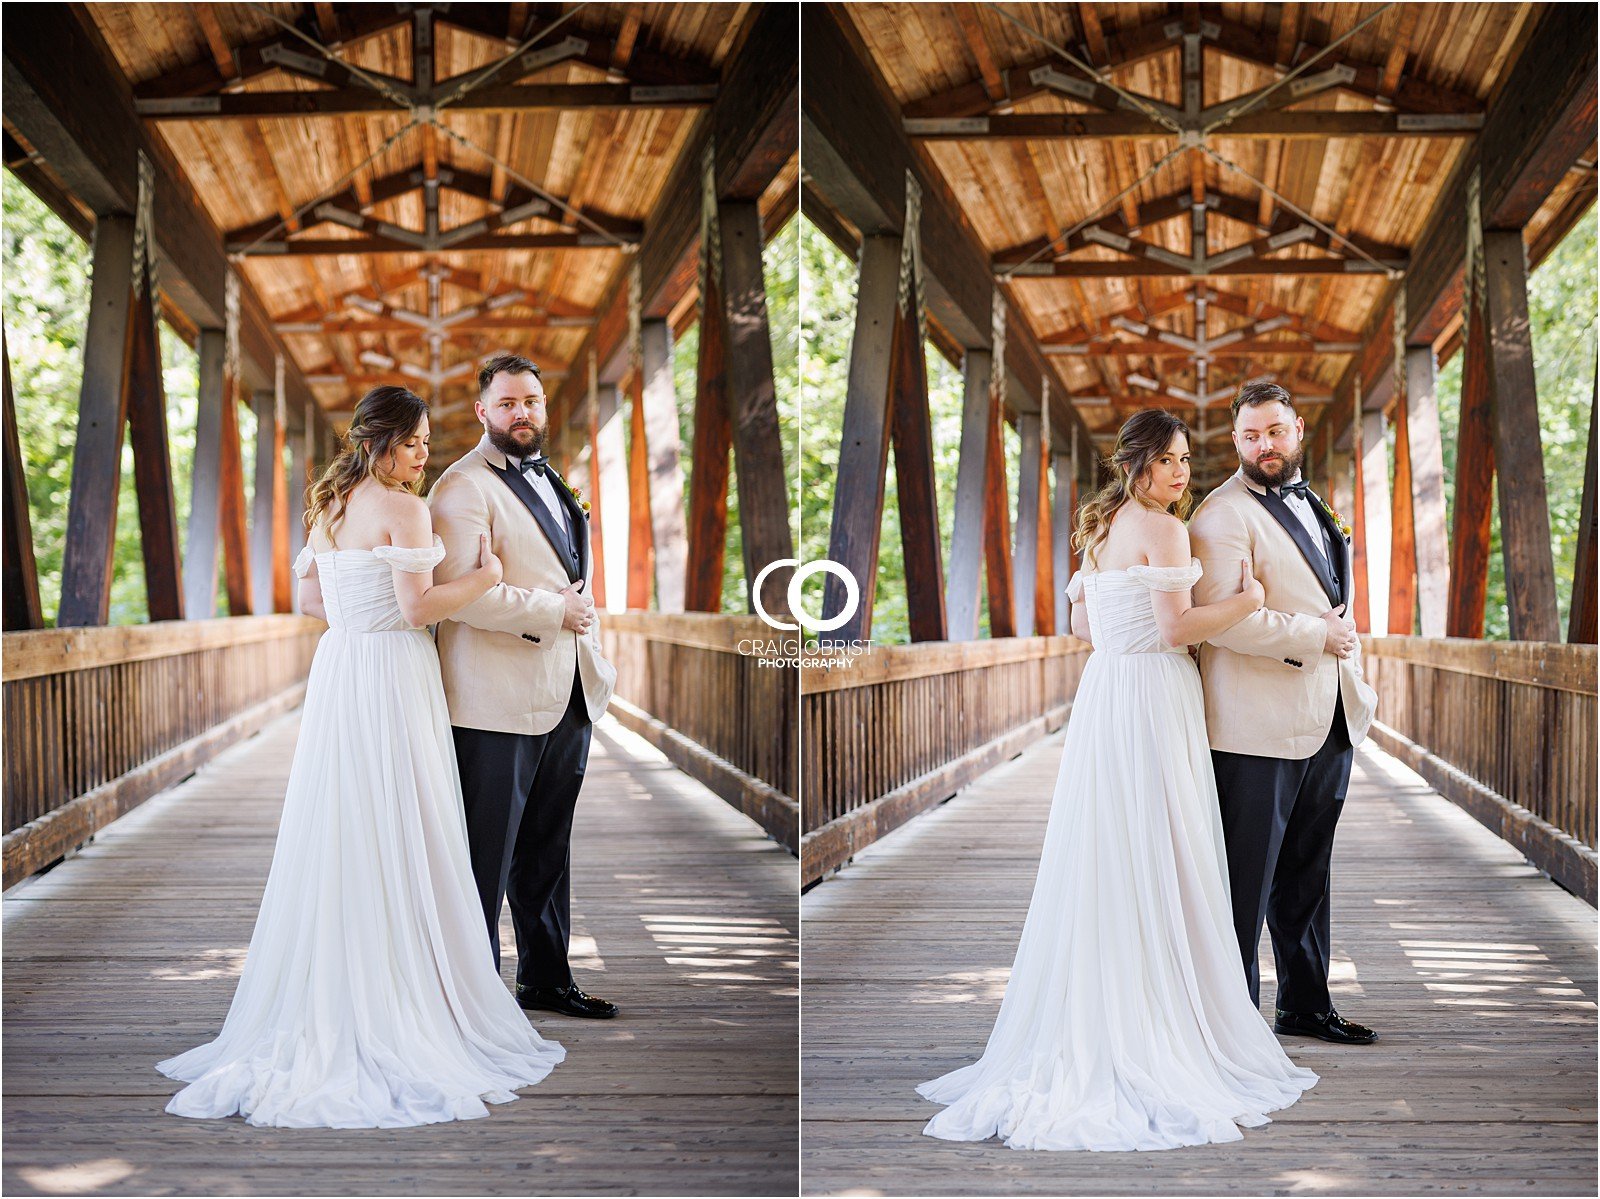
[
  {"xmin": 478, "ymin": 372, "xmax": 549, "ymax": 460},
  {"xmin": 1234, "ymin": 401, "xmax": 1306, "ymax": 488}
]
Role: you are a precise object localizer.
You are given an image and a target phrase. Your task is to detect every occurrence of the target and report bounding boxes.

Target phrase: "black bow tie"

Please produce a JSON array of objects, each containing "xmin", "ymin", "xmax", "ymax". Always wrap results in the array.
[
  {"xmin": 1278, "ymin": 478, "xmax": 1312, "ymax": 502},
  {"xmin": 518, "ymin": 455, "xmax": 548, "ymax": 478}
]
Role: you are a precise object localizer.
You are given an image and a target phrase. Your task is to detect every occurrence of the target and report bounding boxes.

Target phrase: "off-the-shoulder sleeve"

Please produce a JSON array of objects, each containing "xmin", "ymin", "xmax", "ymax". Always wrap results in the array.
[
  {"xmin": 371, "ymin": 535, "xmax": 446, "ymax": 574},
  {"xmin": 1126, "ymin": 556, "xmax": 1202, "ymax": 592},
  {"xmin": 1065, "ymin": 571, "xmax": 1085, "ymax": 602},
  {"xmin": 292, "ymin": 545, "xmax": 316, "ymax": 578}
]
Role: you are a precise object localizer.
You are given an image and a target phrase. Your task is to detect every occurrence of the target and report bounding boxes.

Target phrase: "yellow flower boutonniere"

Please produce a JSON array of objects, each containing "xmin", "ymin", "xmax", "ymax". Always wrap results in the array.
[
  {"xmin": 1318, "ymin": 495, "xmax": 1352, "ymax": 540},
  {"xmin": 568, "ymin": 484, "xmax": 592, "ymax": 517}
]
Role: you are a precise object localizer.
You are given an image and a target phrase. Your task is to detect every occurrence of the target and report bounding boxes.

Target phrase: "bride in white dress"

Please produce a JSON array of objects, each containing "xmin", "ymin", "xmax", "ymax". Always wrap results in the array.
[
  {"xmin": 159, "ymin": 385, "xmax": 564, "ymax": 1128},
  {"xmin": 918, "ymin": 409, "xmax": 1317, "ymax": 1151}
]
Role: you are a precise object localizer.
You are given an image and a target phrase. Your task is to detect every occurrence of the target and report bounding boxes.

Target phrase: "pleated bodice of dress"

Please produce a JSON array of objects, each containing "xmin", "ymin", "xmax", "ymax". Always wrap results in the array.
[
  {"xmin": 1071, "ymin": 557, "xmax": 1204, "ymax": 656},
  {"xmin": 294, "ymin": 537, "xmax": 445, "ymax": 632}
]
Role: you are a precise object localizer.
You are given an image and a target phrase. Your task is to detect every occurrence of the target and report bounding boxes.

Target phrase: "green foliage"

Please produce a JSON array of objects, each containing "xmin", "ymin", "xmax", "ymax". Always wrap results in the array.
[
  {"xmin": 1435, "ymin": 213, "xmax": 1597, "ymax": 640},
  {"xmin": 4, "ymin": 171, "xmax": 201, "ymax": 626}
]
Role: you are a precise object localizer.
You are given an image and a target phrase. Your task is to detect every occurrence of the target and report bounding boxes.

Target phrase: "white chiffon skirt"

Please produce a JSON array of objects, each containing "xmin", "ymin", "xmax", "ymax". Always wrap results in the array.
[
  {"xmin": 157, "ymin": 627, "xmax": 565, "ymax": 1128},
  {"xmin": 918, "ymin": 649, "xmax": 1317, "ymax": 1151}
]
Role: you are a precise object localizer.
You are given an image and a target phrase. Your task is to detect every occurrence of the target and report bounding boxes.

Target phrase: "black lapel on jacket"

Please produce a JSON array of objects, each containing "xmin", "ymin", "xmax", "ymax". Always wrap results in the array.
[
  {"xmin": 546, "ymin": 467, "xmax": 590, "ymax": 585},
  {"xmin": 1306, "ymin": 491, "xmax": 1353, "ymax": 609},
  {"xmin": 487, "ymin": 461, "xmax": 580, "ymax": 583},
  {"xmin": 1249, "ymin": 486, "xmax": 1343, "ymax": 608}
]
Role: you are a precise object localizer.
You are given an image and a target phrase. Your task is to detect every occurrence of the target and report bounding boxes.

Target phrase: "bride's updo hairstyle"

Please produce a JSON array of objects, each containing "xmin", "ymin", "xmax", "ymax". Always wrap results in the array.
[
  {"xmin": 304, "ymin": 384, "xmax": 429, "ymax": 536},
  {"xmin": 1071, "ymin": 408, "xmax": 1194, "ymax": 567}
]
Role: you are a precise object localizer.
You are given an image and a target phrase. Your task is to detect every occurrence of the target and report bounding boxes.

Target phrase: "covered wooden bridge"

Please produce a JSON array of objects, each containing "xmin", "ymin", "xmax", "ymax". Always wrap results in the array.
[
  {"xmin": 799, "ymin": 3, "xmax": 1595, "ymax": 1188},
  {"xmin": 2, "ymin": 3, "xmax": 796, "ymax": 1193}
]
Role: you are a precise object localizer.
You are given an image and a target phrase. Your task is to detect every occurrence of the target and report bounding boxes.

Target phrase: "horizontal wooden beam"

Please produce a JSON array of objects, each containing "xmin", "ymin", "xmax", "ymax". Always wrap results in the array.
[
  {"xmin": 1043, "ymin": 338, "xmax": 1359, "ymax": 357},
  {"xmin": 280, "ymin": 314, "xmax": 592, "ymax": 335},
  {"xmin": 135, "ymin": 83, "xmax": 716, "ymax": 119},
  {"xmin": 906, "ymin": 111, "xmax": 1482, "ymax": 141},
  {"xmin": 234, "ymin": 230, "xmax": 635, "ymax": 257},
  {"xmin": 1011, "ymin": 257, "xmax": 1403, "ymax": 279}
]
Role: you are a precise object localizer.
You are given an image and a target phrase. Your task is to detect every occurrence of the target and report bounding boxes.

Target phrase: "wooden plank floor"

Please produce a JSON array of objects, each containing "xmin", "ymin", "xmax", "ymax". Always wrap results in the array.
[
  {"xmin": 801, "ymin": 730, "xmax": 1598, "ymax": 1196},
  {"xmin": 3, "ymin": 712, "xmax": 798, "ymax": 1197}
]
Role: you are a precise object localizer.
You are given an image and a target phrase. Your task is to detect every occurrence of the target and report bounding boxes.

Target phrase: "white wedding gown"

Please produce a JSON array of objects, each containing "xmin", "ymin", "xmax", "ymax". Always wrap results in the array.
[
  {"xmin": 918, "ymin": 558, "xmax": 1316, "ymax": 1151},
  {"xmin": 158, "ymin": 538, "xmax": 564, "ymax": 1128}
]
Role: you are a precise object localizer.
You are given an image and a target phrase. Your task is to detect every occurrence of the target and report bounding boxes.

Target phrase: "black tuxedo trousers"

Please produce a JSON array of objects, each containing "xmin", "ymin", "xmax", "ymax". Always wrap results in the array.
[
  {"xmin": 1212, "ymin": 689, "xmax": 1354, "ymax": 1015},
  {"xmin": 452, "ymin": 666, "xmax": 592, "ymax": 991}
]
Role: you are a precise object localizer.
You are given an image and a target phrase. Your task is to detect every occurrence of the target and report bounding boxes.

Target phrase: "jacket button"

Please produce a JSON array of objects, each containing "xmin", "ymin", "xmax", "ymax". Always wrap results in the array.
[{"xmin": 522, "ymin": 633, "xmax": 540, "ymax": 643}]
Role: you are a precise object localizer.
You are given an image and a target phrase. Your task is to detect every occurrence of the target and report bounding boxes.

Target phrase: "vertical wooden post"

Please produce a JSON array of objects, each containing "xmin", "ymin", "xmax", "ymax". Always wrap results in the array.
[
  {"xmin": 983, "ymin": 392, "xmax": 1016, "ymax": 638},
  {"xmin": 125, "ymin": 287, "xmax": 184, "ymax": 622},
  {"xmin": 586, "ymin": 390, "xmax": 607, "ymax": 609},
  {"xmin": 1449, "ymin": 298, "xmax": 1496, "ymax": 637},
  {"xmin": 1051, "ymin": 447, "xmax": 1074, "ymax": 636},
  {"xmin": 1357, "ymin": 408, "xmax": 1392, "ymax": 634},
  {"xmin": 250, "ymin": 389, "xmax": 278, "ymax": 615},
  {"xmin": 887, "ymin": 283, "xmax": 946, "ymax": 642},
  {"xmin": 1033, "ymin": 410, "xmax": 1055, "ymax": 636},
  {"xmin": 269, "ymin": 371, "xmax": 290, "ymax": 613},
  {"xmin": 718, "ymin": 200, "xmax": 794, "ymax": 621},
  {"xmin": 685, "ymin": 283, "xmax": 732, "ymax": 613},
  {"xmin": 596, "ymin": 384, "xmax": 630, "ymax": 613},
  {"xmin": 58, "ymin": 215, "xmax": 136, "ymax": 628},
  {"xmin": 1013, "ymin": 411, "xmax": 1041, "ymax": 637},
  {"xmin": 1350, "ymin": 405, "xmax": 1371, "ymax": 633},
  {"xmin": 184, "ymin": 329, "xmax": 225, "ymax": 619},
  {"xmin": 288, "ymin": 402, "xmax": 310, "ymax": 613},
  {"xmin": 1569, "ymin": 374, "xmax": 1597, "ymax": 644},
  {"xmin": 626, "ymin": 370, "xmax": 654, "ymax": 610},
  {"xmin": 640, "ymin": 319, "xmax": 686, "ymax": 612},
  {"xmin": 1482, "ymin": 229, "xmax": 1560, "ymax": 642},
  {"xmin": 944, "ymin": 349, "xmax": 991, "ymax": 641},
  {"xmin": 218, "ymin": 372, "xmax": 253, "ymax": 615},
  {"xmin": 1405, "ymin": 346, "xmax": 1450, "ymax": 637},
  {"xmin": 2, "ymin": 333, "xmax": 43, "ymax": 631},
  {"xmin": 1387, "ymin": 387, "xmax": 1418, "ymax": 635},
  {"xmin": 823, "ymin": 234, "xmax": 899, "ymax": 641}
]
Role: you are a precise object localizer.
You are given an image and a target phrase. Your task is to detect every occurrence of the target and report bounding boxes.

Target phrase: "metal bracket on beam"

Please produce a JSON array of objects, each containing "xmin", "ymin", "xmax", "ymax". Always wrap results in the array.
[
  {"xmin": 904, "ymin": 117, "xmax": 991, "ymax": 136},
  {"xmin": 135, "ymin": 96, "xmax": 223, "ymax": 116},
  {"xmin": 628, "ymin": 84, "xmax": 718, "ymax": 104}
]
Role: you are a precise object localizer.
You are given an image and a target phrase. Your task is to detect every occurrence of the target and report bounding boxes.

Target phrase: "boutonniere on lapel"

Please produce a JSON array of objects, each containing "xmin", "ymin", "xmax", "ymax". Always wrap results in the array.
[
  {"xmin": 566, "ymin": 482, "xmax": 592, "ymax": 518},
  {"xmin": 1317, "ymin": 495, "xmax": 1353, "ymax": 541}
]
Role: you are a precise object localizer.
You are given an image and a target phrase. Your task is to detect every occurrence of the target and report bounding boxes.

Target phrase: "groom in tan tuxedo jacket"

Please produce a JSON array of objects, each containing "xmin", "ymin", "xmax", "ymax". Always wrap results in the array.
[
  {"xmin": 1188, "ymin": 381, "xmax": 1378, "ymax": 1046},
  {"xmin": 429, "ymin": 353, "xmax": 619, "ymax": 1019}
]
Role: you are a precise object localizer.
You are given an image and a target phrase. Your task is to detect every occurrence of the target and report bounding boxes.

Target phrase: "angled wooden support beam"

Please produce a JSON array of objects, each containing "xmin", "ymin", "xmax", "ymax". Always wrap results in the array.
[
  {"xmin": 436, "ymin": 7, "xmax": 720, "ymax": 89},
  {"xmin": 887, "ymin": 286, "xmax": 947, "ymax": 644},
  {"xmin": 1481, "ymin": 229, "xmax": 1560, "ymax": 642},
  {"xmin": 684, "ymin": 281, "xmax": 732, "ymax": 614},
  {"xmin": 1571, "ymin": 376, "xmax": 1598, "ymax": 644},
  {"xmin": 125, "ymin": 280, "xmax": 185, "ymax": 622},
  {"xmin": 823, "ymin": 235, "xmax": 899, "ymax": 642},
  {"xmin": 719, "ymin": 201, "xmax": 794, "ymax": 621},
  {"xmin": 2, "ymin": 333, "xmax": 43, "ymax": 631}
]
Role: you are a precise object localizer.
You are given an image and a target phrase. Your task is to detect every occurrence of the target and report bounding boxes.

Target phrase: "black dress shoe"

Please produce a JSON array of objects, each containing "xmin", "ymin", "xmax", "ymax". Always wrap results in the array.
[
  {"xmin": 1274, "ymin": 1008, "xmax": 1377, "ymax": 1044},
  {"xmin": 516, "ymin": 983, "xmax": 619, "ymax": 1019}
]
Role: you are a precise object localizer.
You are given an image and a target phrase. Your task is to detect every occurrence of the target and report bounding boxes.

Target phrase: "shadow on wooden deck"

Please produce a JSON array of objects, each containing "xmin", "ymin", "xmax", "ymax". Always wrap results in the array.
[
  {"xmin": 3, "ymin": 711, "xmax": 798, "ymax": 1197},
  {"xmin": 800, "ymin": 731, "xmax": 1597, "ymax": 1196}
]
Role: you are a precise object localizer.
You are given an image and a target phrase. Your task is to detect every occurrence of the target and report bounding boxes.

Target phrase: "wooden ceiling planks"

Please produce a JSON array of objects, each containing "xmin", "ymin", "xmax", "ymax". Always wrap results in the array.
[
  {"xmin": 75, "ymin": 2, "xmax": 753, "ymax": 456},
  {"xmin": 844, "ymin": 1, "xmax": 1584, "ymax": 447}
]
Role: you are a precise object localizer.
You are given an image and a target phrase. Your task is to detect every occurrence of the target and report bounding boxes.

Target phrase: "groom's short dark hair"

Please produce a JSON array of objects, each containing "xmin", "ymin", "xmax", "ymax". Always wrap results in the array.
[
  {"xmin": 1230, "ymin": 380, "xmax": 1296, "ymax": 424},
  {"xmin": 478, "ymin": 353, "xmax": 543, "ymax": 396}
]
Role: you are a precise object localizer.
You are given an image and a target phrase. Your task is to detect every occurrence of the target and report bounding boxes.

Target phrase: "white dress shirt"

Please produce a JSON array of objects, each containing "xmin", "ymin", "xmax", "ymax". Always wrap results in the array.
[
  {"xmin": 520, "ymin": 459, "xmax": 573, "ymax": 542},
  {"xmin": 1276, "ymin": 470, "xmax": 1331, "ymax": 566}
]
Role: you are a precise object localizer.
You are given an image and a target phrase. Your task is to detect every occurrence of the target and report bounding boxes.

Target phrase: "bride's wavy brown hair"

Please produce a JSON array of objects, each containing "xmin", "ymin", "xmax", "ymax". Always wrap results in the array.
[
  {"xmin": 304, "ymin": 385, "xmax": 429, "ymax": 538},
  {"xmin": 1071, "ymin": 409, "xmax": 1194, "ymax": 567}
]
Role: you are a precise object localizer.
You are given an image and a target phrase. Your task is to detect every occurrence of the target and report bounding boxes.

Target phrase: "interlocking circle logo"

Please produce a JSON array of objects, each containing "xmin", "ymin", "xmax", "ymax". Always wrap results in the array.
[{"xmin": 750, "ymin": 558, "xmax": 860, "ymax": 634}]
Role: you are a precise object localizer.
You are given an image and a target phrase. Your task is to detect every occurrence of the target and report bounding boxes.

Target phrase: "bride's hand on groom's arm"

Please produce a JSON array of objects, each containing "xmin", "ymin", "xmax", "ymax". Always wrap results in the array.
[
  {"xmin": 1188, "ymin": 504, "xmax": 1326, "ymax": 668},
  {"xmin": 425, "ymin": 476, "xmax": 564, "ymax": 644}
]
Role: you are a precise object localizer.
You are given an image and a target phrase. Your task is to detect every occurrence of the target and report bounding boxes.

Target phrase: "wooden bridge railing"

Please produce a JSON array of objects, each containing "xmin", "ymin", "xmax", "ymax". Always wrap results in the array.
[
  {"xmin": 600, "ymin": 613, "xmax": 798, "ymax": 852},
  {"xmin": 2, "ymin": 616, "xmax": 323, "ymax": 888},
  {"xmin": 1362, "ymin": 636, "xmax": 1598, "ymax": 904},
  {"xmin": 801, "ymin": 636, "xmax": 1092, "ymax": 886}
]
